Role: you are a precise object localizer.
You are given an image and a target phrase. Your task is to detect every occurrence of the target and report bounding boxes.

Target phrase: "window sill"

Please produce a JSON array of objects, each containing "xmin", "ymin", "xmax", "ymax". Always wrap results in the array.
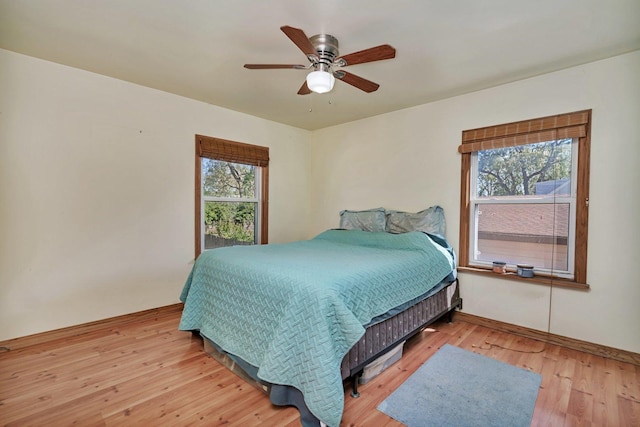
[{"xmin": 457, "ymin": 266, "xmax": 590, "ymax": 290}]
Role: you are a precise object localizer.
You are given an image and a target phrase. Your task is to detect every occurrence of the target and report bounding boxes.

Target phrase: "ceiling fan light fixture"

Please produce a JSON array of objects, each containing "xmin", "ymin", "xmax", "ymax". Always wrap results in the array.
[
  {"xmin": 245, "ymin": 26, "xmax": 395, "ymax": 95},
  {"xmin": 306, "ymin": 70, "xmax": 335, "ymax": 93}
]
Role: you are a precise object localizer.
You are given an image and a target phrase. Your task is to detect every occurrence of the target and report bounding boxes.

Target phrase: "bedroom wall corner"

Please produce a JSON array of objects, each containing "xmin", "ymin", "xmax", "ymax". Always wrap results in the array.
[{"xmin": 0, "ymin": 48, "xmax": 313, "ymax": 341}]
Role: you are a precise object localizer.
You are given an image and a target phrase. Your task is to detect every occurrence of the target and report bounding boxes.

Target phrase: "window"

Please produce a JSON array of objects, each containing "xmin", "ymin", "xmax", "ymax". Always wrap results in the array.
[
  {"xmin": 458, "ymin": 110, "xmax": 591, "ymax": 286},
  {"xmin": 202, "ymin": 159, "xmax": 260, "ymax": 249},
  {"xmin": 195, "ymin": 135, "xmax": 269, "ymax": 258}
]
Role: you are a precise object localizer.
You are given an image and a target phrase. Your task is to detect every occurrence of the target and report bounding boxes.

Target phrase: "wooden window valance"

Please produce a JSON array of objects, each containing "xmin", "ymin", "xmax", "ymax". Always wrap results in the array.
[
  {"xmin": 458, "ymin": 110, "xmax": 590, "ymax": 153},
  {"xmin": 196, "ymin": 134, "xmax": 269, "ymax": 166}
]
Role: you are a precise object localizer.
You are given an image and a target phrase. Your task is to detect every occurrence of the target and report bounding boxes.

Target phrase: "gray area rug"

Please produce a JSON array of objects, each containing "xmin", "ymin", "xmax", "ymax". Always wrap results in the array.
[{"xmin": 377, "ymin": 344, "xmax": 542, "ymax": 427}]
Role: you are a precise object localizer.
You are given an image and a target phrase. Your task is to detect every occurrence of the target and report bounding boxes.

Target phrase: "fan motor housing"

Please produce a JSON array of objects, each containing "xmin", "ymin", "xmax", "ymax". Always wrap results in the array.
[{"xmin": 310, "ymin": 34, "xmax": 339, "ymax": 66}]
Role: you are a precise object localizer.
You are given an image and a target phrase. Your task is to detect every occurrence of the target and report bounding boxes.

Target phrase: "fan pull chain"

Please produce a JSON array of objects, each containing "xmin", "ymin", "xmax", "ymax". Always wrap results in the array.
[{"xmin": 307, "ymin": 94, "xmax": 334, "ymax": 112}]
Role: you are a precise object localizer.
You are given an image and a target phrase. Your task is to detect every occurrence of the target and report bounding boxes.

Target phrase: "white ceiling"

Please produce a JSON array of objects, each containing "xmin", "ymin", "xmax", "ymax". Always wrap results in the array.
[{"xmin": 1, "ymin": 0, "xmax": 639, "ymax": 130}]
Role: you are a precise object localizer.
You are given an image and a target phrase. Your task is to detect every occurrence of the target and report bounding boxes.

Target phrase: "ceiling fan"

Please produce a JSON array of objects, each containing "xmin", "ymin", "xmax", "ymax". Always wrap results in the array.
[{"xmin": 244, "ymin": 25, "xmax": 396, "ymax": 95}]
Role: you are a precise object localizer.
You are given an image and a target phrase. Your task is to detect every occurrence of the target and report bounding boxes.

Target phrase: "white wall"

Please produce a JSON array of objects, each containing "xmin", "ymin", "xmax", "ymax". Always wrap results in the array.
[
  {"xmin": 3, "ymin": 47, "xmax": 639, "ymax": 355},
  {"xmin": 0, "ymin": 49, "xmax": 312, "ymax": 341},
  {"xmin": 310, "ymin": 51, "xmax": 640, "ymax": 353}
]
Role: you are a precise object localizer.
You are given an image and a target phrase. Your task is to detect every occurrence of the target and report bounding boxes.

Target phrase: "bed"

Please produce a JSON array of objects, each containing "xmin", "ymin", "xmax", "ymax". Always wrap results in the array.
[{"xmin": 179, "ymin": 206, "xmax": 462, "ymax": 427}]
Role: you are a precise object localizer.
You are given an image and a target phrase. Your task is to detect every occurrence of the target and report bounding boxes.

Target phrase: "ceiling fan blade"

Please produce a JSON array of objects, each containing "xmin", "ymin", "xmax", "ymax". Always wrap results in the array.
[
  {"xmin": 336, "ymin": 44, "xmax": 396, "ymax": 66},
  {"xmin": 297, "ymin": 81, "xmax": 311, "ymax": 95},
  {"xmin": 336, "ymin": 71, "xmax": 380, "ymax": 93},
  {"xmin": 280, "ymin": 25, "xmax": 317, "ymax": 58},
  {"xmin": 244, "ymin": 64, "xmax": 306, "ymax": 69}
]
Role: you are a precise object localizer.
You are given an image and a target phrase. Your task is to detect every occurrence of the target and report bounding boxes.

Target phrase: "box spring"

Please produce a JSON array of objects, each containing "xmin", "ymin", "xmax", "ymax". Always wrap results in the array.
[{"xmin": 341, "ymin": 278, "xmax": 461, "ymax": 380}]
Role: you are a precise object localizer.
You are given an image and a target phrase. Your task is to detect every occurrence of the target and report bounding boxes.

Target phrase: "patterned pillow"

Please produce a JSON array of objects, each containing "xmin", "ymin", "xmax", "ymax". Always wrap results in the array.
[
  {"xmin": 386, "ymin": 206, "xmax": 446, "ymax": 237},
  {"xmin": 339, "ymin": 207, "xmax": 386, "ymax": 232}
]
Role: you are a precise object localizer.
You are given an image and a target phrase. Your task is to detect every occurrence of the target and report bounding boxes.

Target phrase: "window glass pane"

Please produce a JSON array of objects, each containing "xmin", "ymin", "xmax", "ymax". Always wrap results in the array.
[
  {"xmin": 204, "ymin": 201, "xmax": 256, "ymax": 249},
  {"xmin": 475, "ymin": 203, "xmax": 569, "ymax": 271},
  {"xmin": 476, "ymin": 139, "xmax": 573, "ymax": 198},
  {"xmin": 202, "ymin": 159, "xmax": 256, "ymax": 198},
  {"xmin": 472, "ymin": 139, "xmax": 574, "ymax": 274}
]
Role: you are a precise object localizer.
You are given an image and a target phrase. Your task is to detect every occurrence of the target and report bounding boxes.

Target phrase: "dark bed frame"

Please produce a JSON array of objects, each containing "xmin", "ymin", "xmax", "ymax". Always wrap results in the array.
[{"xmin": 341, "ymin": 278, "xmax": 462, "ymax": 397}]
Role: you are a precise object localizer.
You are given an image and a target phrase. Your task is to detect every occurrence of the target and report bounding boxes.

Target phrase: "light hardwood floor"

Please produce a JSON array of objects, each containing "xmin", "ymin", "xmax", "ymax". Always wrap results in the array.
[{"xmin": 1, "ymin": 306, "xmax": 638, "ymax": 426}]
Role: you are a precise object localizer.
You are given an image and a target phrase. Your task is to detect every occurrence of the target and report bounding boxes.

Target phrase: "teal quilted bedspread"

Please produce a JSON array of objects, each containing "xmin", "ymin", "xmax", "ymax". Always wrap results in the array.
[{"xmin": 179, "ymin": 230, "xmax": 455, "ymax": 426}]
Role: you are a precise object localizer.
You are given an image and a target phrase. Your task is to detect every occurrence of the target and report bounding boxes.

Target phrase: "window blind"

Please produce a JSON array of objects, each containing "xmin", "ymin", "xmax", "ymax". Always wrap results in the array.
[
  {"xmin": 196, "ymin": 135, "xmax": 269, "ymax": 166},
  {"xmin": 458, "ymin": 110, "xmax": 590, "ymax": 153}
]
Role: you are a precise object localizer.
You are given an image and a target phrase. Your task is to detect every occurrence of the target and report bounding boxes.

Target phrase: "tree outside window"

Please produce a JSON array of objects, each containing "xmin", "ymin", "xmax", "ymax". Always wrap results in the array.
[{"xmin": 202, "ymin": 159, "xmax": 258, "ymax": 249}]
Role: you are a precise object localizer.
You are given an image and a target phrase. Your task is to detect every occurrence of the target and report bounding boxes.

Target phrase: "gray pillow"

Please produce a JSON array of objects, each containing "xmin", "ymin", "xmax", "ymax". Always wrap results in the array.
[
  {"xmin": 339, "ymin": 207, "xmax": 386, "ymax": 232},
  {"xmin": 386, "ymin": 206, "xmax": 446, "ymax": 237}
]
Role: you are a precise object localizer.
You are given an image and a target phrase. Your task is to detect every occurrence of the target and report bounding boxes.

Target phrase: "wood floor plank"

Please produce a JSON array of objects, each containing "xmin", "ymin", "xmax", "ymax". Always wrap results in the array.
[
  {"xmin": 1, "ymin": 333, "xmax": 203, "ymax": 419},
  {"xmin": 617, "ymin": 394, "xmax": 640, "ymax": 427},
  {"xmin": 219, "ymin": 396, "xmax": 298, "ymax": 427},
  {"xmin": 566, "ymin": 388, "xmax": 594, "ymax": 423},
  {"xmin": 0, "ymin": 306, "xmax": 637, "ymax": 426},
  {"xmin": 98, "ymin": 354, "xmax": 224, "ymax": 418},
  {"xmin": 590, "ymin": 354, "xmax": 613, "ymax": 427},
  {"xmin": 103, "ymin": 371, "xmax": 235, "ymax": 425}
]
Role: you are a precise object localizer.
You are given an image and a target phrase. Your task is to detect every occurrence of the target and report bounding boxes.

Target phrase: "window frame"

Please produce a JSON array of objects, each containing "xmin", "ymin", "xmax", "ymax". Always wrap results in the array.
[
  {"xmin": 468, "ymin": 139, "xmax": 578, "ymax": 278},
  {"xmin": 458, "ymin": 110, "xmax": 591, "ymax": 288},
  {"xmin": 195, "ymin": 135, "xmax": 269, "ymax": 259}
]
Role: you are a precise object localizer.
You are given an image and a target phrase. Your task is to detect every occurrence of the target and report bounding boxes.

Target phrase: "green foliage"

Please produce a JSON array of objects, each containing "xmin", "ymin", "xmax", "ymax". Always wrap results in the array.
[
  {"xmin": 204, "ymin": 201, "xmax": 255, "ymax": 242},
  {"xmin": 202, "ymin": 159, "xmax": 257, "ymax": 244},
  {"xmin": 477, "ymin": 139, "xmax": 572, "ymax": 197},
  {"xmin": 203, "ymin": 159, "xmax": 255, "ymax": 198}
]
